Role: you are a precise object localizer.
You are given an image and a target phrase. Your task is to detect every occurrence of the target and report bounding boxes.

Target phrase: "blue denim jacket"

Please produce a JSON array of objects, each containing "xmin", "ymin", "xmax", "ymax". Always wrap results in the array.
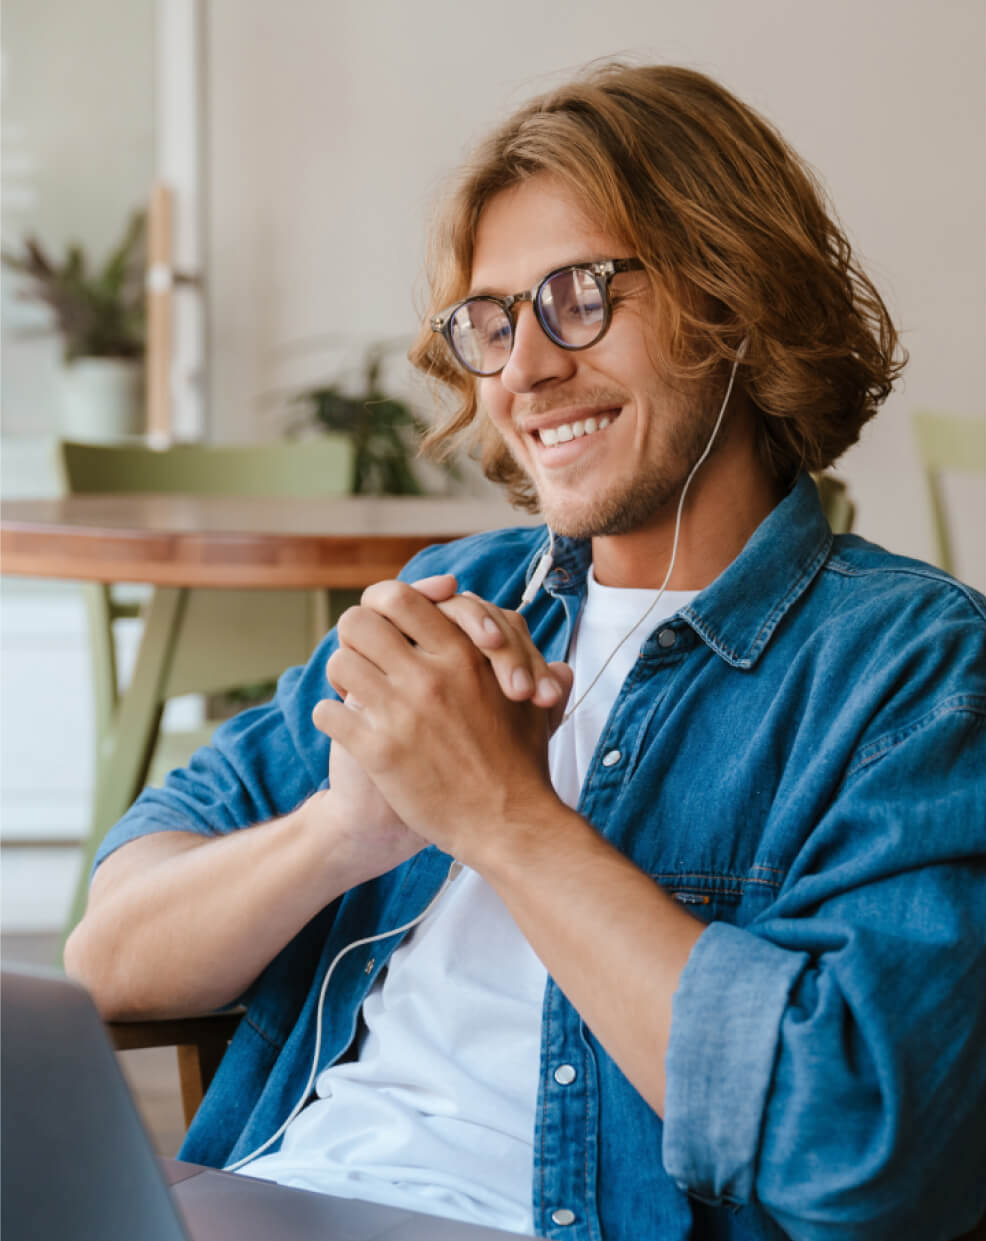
[{"xmin": 95, "ymin": 475, "xmax": 986, "ymax": 1241}]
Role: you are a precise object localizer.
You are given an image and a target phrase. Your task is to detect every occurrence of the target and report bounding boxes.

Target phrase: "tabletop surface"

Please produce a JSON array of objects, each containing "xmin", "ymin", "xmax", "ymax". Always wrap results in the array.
[{"xmin": 1, "ymin": 493, "xmax": 538, "ymax": 589}]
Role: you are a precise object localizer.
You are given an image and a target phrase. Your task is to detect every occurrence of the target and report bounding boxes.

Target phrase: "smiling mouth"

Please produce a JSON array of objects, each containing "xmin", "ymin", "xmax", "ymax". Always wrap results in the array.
[{"xmin": 535, "ymin": 412, "xmax": 618, "ymax": 446}]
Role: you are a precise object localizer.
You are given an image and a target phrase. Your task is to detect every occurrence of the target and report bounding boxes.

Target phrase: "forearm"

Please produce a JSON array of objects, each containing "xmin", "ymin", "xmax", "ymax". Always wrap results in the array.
[
  {"xmin": 64, "ymin": 791, "xmax": 374, "ymax": 1021},
  {"xmin": 475, "ymin": 799, "xmax": 706, "ymax": 1118}
]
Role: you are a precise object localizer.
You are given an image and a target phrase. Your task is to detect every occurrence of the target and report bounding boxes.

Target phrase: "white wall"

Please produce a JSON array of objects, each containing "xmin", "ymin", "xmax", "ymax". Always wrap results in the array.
[{"xmin": 205, "ymin": 0, "xmax": 985, "ymax": 586}]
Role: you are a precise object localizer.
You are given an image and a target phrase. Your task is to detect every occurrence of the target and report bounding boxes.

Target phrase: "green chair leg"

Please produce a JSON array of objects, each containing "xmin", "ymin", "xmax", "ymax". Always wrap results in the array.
[{"xmin": 64, "ymin": 588, "xmax": 188, "ymax": 942}]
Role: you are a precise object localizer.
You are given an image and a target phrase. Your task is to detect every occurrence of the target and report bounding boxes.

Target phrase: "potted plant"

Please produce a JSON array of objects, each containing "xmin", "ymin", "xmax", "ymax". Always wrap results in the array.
[
  {"xmin": 289, "ymin": 340, "xmax": 460, "ymax": 495},
  {"xmin": 2, "ymin": 211, "xmax": 147, "ymax": 440}
]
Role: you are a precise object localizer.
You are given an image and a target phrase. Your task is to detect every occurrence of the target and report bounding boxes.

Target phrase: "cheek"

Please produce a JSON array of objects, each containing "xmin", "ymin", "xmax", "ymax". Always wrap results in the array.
[{"xmin": 477, "ymin": 382, "xmax": 513, "ymax": 436}]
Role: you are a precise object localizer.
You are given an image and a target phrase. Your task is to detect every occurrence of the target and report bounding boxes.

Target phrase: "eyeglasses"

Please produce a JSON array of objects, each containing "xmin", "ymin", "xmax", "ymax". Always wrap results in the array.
[{"xmin": 430, "ymin": 258, "xmax": 645, "ymax": 376}]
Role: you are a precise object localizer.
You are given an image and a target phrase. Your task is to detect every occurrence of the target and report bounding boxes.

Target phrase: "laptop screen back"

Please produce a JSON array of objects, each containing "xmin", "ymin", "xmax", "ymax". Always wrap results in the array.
[{"xmin": 1, "ymin": 966, "xmax": 189, "ymax": 1241}]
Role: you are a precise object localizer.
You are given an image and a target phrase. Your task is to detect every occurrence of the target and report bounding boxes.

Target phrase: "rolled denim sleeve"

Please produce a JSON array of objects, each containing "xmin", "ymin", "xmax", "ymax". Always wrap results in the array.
[
  {"xmin": 91, "ymin": 626, "xmax": 341, "ymax": 873},
  {"xmin": 663, "ymin": 700, "xmax": 986, "ymax": 1241}
]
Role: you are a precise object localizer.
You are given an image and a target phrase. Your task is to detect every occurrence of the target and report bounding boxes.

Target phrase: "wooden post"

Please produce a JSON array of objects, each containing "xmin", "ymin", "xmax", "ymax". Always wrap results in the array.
[{"xmin": 146, "ymin": 181, "xmax": 173, "ymax": 445}]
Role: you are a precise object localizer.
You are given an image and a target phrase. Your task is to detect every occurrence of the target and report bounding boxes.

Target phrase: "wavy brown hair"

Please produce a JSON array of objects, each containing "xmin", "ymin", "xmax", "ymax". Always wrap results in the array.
[{"xmin": 409, "ymin": 63, "xmax": 906, "ymax": 510}]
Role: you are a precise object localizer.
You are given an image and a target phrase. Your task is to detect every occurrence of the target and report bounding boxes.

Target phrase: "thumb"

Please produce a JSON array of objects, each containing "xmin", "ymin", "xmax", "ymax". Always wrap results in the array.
[{"xmin": 547, "ymin": 661, "xmax": 574, "ymax": 734}]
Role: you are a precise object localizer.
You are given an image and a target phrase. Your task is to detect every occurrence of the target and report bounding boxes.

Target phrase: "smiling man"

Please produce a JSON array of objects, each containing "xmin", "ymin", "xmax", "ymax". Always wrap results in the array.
[{"xmin": 66, "ymin": 65, "xmax": 985, "ymax": 1241}]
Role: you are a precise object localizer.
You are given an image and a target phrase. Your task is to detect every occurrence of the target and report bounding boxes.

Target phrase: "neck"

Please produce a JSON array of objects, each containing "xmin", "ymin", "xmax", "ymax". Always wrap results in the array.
[{"xmin": 590, "ymin": 427, "xmax": 785, "ymax": 591}]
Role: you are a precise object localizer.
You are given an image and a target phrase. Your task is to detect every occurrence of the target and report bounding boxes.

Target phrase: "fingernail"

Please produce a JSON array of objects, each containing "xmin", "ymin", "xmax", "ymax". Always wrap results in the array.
[
  {"xmin": 538, "ymin": 676, "xmax": 562, "ymax": 702},
  {"xmin": 511, "ymin": 668, "xmax": 534, "ymax": 694},
  {"xmin": 482, "ymin": 617, "xmax": 500, "ymax": 635}
]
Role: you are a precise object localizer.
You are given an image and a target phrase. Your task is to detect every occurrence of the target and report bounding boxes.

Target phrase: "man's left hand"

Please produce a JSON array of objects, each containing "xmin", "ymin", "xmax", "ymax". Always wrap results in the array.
[{"xmin": 311, "ymin": 579, "xmax": 571, "ymax": 866}]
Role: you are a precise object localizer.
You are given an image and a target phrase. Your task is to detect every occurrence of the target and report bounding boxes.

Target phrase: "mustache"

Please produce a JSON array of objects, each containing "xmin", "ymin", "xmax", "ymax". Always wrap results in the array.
[{"xmin": 522, "ymin": 386, "xmax": 630, "ymax": 417}]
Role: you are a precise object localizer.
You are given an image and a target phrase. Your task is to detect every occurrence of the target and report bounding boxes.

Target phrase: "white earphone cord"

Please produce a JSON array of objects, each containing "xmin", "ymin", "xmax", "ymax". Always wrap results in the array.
[
  {"xmin": 223, "ymin": 860, "xmax": 463, "ymax": 1173},
  {"xmin": 223, "ymin": 350, "xmax": 745, "ymax": 1173},
  {"xmin": 559, "ymin": 346, "xmax": 745, "ymax": 722}
]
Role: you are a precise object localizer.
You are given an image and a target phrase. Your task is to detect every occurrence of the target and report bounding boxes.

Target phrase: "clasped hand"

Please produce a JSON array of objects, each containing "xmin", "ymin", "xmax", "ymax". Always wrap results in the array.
[{"xmin": 312, "ymin": 575, "xmax": 572, "ymax": 869}]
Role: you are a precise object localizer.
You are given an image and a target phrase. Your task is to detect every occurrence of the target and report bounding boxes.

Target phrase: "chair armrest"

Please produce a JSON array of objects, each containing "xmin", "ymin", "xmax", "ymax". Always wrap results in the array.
[{"xmin": 108, "ymin": 1010, "xmax": 243, "ymax": 1129}]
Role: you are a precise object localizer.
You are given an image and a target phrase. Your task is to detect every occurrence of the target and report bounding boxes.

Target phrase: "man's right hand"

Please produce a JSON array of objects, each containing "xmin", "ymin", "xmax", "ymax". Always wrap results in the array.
[
  {"xmin": 319, "ymin": 574, "xmax": 571, "ymax": 884},
  {"xmin": 410, "ymin": 574, "xmax": 572, "ymax": 722}
]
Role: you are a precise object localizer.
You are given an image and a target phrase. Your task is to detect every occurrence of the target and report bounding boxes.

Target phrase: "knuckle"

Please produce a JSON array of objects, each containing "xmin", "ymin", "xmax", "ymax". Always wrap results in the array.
[
  {"xmin": 362, "ymin": 579, "xmax": 412, "ymax": 612},
  {"xmin": 415, "ymin": 667, "xmax": 444, "ymax": 703},
  {"xmin": 335, "ymin": 606, "xmax": 364, "ymax": 643}
]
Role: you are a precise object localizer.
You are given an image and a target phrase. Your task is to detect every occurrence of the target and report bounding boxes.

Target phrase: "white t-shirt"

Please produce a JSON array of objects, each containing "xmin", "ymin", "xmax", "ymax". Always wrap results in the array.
[{"xmin": 240, "ymin": 570, "xmax": 696, "ymax": 1233}]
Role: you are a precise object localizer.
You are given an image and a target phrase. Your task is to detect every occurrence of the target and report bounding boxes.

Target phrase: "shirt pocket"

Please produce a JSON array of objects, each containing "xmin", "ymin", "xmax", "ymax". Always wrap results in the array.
[{"xmin": 651, "ymin": 870, "xmax": 782, "ymax": 926}]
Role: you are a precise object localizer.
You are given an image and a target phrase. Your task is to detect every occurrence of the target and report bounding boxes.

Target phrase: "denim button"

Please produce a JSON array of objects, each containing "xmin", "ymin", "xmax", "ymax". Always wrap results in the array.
[
  {"xmin": 551, "ymin": 1208, "xmax": 576, "ymax": 1226},
  {"xmin": 602, "ymin": 750, "xmax": 621, "ymax": 767},
  {"xmin": 553, "ymin": 1064, "xmax": 576, "ymax": 1085},
  {"xmin": 657, "ymin": 627, "xmax": 676, "ymax": 648}
]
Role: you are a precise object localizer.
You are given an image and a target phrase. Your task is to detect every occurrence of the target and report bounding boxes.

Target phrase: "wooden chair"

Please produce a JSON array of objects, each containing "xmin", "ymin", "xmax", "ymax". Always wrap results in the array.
[
  {"xmin": 911, "ymin": 411, "xmax": 986, "ymax": 574},
  {"xmin": 59, "ymin": 437, "xmax": 355, "ymax": 934},
  {"xmin": 108, "ymin": 1011, "xmax": 243, "ymax": 1130}
]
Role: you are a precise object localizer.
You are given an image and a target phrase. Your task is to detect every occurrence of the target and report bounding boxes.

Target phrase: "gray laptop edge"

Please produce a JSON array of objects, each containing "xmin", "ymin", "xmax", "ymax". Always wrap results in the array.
[{"xmin": 1, "ymin": 967, "xmax": 526, "ymax": 1241}]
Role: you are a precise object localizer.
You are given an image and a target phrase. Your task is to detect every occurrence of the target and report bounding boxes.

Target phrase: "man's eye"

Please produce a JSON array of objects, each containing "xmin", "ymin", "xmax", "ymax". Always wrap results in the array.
[
  {"xmin": 483, "ymin": 320, "xmax": 512, "ymax": 345},
  {"xmin": 561, "ymin": 292, "xmax": 603, "ymax": 322}
]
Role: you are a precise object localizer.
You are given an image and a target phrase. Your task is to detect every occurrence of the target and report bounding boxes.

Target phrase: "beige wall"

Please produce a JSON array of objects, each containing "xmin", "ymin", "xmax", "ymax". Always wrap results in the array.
[
  {"xmin": 2, "ymin": 1, "xmax": 981, "ymax": 583},
  {"xmin": 204, "ymin": 0, "xmax": 985, "ymax": 587}
]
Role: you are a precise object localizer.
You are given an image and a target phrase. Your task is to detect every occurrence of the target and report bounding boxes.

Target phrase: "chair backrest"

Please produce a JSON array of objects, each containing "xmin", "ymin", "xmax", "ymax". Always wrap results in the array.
[
  {"xmin": 911, "ymin": 411, "xmax": 986, "ymax": 575},
  {"xmin": 57, "ymin": 436, "xmax": 355, "ymax": 499}
]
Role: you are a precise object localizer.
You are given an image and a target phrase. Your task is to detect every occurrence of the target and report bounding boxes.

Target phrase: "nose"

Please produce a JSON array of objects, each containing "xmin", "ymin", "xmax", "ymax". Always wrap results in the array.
[{"xmin": 498, "ymin": 302, "xmax": 576, "ymax": 395}]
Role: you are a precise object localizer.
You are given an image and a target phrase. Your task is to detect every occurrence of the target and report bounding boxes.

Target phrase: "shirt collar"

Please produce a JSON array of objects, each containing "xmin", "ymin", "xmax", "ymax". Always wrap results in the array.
[{"xmin": 542, "ymin": 473, "xmax": 832, "ymax": 669}]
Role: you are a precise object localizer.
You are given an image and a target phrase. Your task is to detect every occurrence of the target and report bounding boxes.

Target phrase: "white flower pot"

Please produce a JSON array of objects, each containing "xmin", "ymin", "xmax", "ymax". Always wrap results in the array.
[{"xmin": 60, "ymin": 358, "xmax": 144, "ymax": 441}]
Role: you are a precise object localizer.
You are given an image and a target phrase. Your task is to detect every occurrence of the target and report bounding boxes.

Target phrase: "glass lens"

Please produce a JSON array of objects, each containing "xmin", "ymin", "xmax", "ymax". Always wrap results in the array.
[
  {"xmin": 538, "ymin": 268, "xmax": 605, "ymax": 347},
  {"xmin": 449, "ymin": 298, "xmax": 513, "ymax": 374}
]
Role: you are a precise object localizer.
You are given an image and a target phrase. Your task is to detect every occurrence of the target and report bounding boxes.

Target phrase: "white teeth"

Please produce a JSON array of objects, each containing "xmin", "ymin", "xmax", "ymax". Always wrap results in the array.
[{"xmin": 537, "ymin": 413, "xmax": 615, "ymax": 446}]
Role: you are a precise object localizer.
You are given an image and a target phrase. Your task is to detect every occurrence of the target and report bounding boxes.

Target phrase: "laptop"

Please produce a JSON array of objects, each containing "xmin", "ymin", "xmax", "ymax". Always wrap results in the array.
[{"xmin": 1, "ymin": 967, "xmax": 527, "ymax": 1240}]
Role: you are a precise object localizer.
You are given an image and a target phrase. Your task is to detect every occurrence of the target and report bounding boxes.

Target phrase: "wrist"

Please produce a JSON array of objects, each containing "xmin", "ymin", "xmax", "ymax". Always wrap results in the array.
[
  {"xmin": 467, "ymin": 784, "xmax": 592, "ymax": 883},
  {"xmin": 294, "ymin": 789, "xmax": 372, "ymax": 892}
]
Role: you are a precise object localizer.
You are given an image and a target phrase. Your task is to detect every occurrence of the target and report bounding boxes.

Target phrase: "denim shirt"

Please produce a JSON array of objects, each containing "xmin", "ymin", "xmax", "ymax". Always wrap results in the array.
[{"xmin": 95, "ymin": 475, "xmax": 986, "ymax": 1241}]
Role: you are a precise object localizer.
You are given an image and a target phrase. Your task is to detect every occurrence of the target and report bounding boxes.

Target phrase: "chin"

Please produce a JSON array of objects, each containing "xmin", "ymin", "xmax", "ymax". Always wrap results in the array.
[{"xmin": 538, "ymin": 477, "xmax": 681, "ymax": 539}]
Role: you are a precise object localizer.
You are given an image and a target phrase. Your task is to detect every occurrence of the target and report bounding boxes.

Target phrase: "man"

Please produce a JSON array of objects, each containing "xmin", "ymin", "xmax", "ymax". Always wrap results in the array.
[{"xmin": 65, "ymin": 64, "xmax": 985, "ymax": 1240}]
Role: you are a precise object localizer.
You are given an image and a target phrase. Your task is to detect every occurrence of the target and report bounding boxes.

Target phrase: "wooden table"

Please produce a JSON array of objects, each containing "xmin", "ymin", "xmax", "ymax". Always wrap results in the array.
[
  {"xmin": 0, "ymin": 494, "xmax": 527, "ymax": 588},
  {"xmin": 1, "ymin": 494, "xmax": 532, "ymax": 929}
]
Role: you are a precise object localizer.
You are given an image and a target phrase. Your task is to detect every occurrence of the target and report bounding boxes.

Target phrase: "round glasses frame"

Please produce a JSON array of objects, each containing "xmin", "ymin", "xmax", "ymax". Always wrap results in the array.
[{"xmin": 430, "ymin": 258, "xmax": 645, "ymax": 376}]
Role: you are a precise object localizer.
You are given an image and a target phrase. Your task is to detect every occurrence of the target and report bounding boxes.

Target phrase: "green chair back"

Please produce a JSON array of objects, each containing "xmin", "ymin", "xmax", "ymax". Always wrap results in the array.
[
  {"xmin": 911, "ymin": 411, "xmax": 986, "ymax": 575},
  {"xmin": 58, "ymin": 436, "xmax": 354, "ymax": 498}
]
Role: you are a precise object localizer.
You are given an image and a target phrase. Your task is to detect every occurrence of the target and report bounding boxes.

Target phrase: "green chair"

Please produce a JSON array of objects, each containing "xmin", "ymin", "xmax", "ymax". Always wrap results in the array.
[
  {"xmin": 911, "ymin": 411, "xmax": 986, "ymax": 575},
  {"xmin": 58, "ymin": 437, "xmax": 355, "ymax": 934}
]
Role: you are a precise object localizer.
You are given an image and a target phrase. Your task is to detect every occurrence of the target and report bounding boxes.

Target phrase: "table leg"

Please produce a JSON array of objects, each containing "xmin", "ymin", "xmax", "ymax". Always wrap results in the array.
[{"xmin": 64, "ymin": 587, "xmax": 188, "ymax": 939}]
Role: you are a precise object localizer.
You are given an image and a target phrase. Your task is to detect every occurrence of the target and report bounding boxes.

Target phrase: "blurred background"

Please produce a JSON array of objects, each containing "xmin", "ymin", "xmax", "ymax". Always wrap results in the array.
[{"xmin": 2, "ymin": 0, "xmax": 984, "ymax": 943}]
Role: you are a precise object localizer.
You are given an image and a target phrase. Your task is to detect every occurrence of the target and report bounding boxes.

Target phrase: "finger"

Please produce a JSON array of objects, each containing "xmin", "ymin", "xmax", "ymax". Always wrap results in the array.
[
  {"xmin": 360, "ymin": 579, "xmax": 470, "ymax": 654},
  {"xmin": 324, "ymin": 644, "xmax": 391, "ymax": 709},
  {"xmin": 439, "ymin": 593, "xmax": 563, "ymax": 706},
  {"xmin": 334, "ymin": 605, "xmax": 418, "ymax": 676},
  {"xmin": 312, "ymin": 695, "xmax": 364, "ymax": 749},
  {"xmin": 546, "ymin": 661, "xmax": 574, "ymax": 733},
  {"xmin": 409, "ymin": 574, "xmax": 459, "ymax": 603},
  {"xmin": 434, "ymin": 594, "xmax": 507, "ymax": 650}
]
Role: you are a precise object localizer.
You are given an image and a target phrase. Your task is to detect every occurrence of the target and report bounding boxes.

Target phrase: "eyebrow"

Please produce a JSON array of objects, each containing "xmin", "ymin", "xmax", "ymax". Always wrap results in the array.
[{"xmin": 466, "ymin": 257, "xmax": 607, "ymax": 300}]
